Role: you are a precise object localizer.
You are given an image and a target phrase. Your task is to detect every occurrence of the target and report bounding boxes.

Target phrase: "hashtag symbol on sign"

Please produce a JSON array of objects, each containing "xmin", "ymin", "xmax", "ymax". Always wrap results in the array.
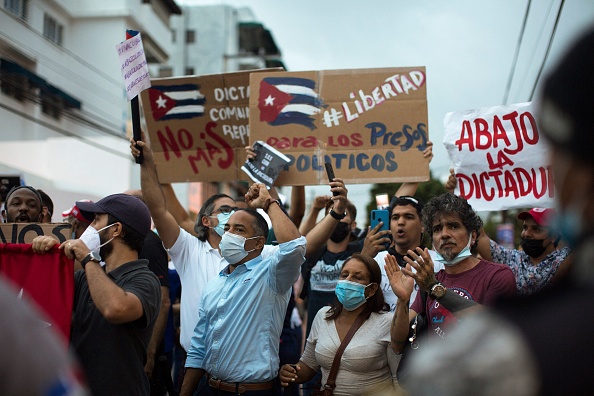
[{"xmin": 322, "ymin": 108, "xmax": 343, "ymax": 127}]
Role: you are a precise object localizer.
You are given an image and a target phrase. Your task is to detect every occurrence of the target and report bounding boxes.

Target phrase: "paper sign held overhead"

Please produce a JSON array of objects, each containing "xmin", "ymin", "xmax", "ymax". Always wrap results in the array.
[
  {"xmin": 443, "ymin": 102, "xmax": 554, "ymax": 211},
  {"xmin": 249, "ymin": 67, "xmax": 431, "ymax": 186},
  {"xmin": 116, "ymin": 31, "xmax": 151, "ymax": 101},
  {"xmin": 241, "ymin": 141, "xmax": 291, "ymax": 188},
  {"xmin": 140, "ymin": 69, "xmax": 279, "ymax": 184}
]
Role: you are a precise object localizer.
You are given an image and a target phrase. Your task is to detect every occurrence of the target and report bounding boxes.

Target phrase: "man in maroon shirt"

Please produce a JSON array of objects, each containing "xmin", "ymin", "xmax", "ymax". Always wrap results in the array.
[{"xmin": 387, "ymin": 193, "xmax": 516, "ymax": 349}]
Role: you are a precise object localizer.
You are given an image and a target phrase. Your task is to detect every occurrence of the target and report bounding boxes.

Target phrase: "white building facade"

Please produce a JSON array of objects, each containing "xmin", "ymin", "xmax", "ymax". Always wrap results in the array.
[
  {"xmin": 0, "ymin": 0, "xmax": 180, "ymax": 216},
  {"xmin": 0, "ymin": 1, "xmax": 283, "ymax": 216}
]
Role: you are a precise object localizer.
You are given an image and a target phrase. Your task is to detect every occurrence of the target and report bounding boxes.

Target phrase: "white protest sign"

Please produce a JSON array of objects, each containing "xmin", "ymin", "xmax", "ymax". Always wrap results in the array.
[
  {"xmin": 443, "ymin": 102, "xmax": 554, "ymax": 211},
  {"xmin": 116, "ymin": 32, "xmax": 151, "ymax": 100}
]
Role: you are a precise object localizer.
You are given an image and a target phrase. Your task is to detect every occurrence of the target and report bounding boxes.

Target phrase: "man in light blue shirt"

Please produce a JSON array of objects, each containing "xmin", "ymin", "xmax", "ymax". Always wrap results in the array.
[{"xmin": 181, "ymin": 183, "xmax": 306, "ymax": 396}]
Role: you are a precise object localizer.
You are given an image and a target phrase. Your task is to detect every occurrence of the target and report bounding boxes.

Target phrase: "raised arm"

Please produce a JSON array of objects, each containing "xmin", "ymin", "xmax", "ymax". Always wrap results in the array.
[
  {"xmin": 66, "ymin": 238, "xmax": 158, "ymax": 323},
  {"xmin": 298, "ymin": 195, "xmax": 331, "ymax": 236},
  {"xmin": 393, "ymin": 140, "xmax": 434, "ymax": 198},
  {"xmin": 160, "ymin": 183, "xmax": 196, "ymax": 237},
  {"xmin": 302, "ymin": 178, "xmax": 348, "ymax": 257},
  {"xmin": 476, "ymin": 228, "xmax": 494, "ymax": 261},
  {"xmin": 289, "ymin": 186, "xmax": 306, "ymax": 229},
  {"xmin": 131, "ymin": 134, "xmax": 181, "ymax": 249},
  {"xmin": 246, "ymin": 183, "xmax": 300, "ymax": 243},
  {"xmin": 385, "ymin": 254, "xmax": 415, "ymax": 353}
]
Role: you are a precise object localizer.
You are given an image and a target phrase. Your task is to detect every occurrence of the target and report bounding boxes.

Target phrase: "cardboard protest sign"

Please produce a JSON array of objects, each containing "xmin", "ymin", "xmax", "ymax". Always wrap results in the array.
[
  {"xmin": 0, "ymin": 223, "xmax": 72, "ymax": 244},
  {"xmin": 248, "ymin": 67, "xmax": 430, "ymax": 186},
  {"xmin": 241, "ymin": 141, "xmax": 291, "ymax": 188},
  {"xmin": 116, "ymin": 31, "xmax": 151, "ymax": 101},
  {"xmin": 444, "ymin": 102, "xmax": 554, "ymax": 211},
  {"xmin": 141, "ymin": 69, "xmax": 276, "ymax": 183}
]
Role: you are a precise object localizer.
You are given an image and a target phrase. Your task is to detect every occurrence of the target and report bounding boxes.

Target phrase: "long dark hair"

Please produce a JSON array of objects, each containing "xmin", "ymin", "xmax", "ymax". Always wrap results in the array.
[{"xmin": 326, "ymin": 253, "xmax": 388, "ymax": 321}]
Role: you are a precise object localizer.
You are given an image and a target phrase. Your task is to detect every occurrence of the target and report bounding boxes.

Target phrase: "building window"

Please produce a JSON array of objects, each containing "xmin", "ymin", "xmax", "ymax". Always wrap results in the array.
[
  {"xmin": 186, "ymin": 30, "xmax": 195, "ymax": 44},
  {"xmin": 41, "ymin": 95, "xmax": 63, "ymax": 120},
  {"xmin": 4, "ymin": 0, "xmax": 28, "ymax": 20},
  {"xmin": 43, "ymin": 14, "xmax": 63, "ymax": 46},
  {"xmin": 185, "ymin": 67, "xmax": 194, "ymax": 75}
]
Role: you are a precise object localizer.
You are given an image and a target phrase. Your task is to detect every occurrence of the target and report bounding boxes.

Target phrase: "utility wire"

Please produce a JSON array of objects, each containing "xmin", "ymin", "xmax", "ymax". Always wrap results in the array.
[
  {"xmin": 503, "ymin": 0, "xmax": 532, "ymax": 105},
  {"xmin": 0, "ymin": 101, "xmax": 131, "ymax": 160},
  {"xmin": 1, "ymin": 77, "xmax": 126, "ymax": 139},
  {"xmin": 529, "ymin": 0, "xmax": 565, "ymax": 101},
  {"xmin": 515, "ymin": 0, "xmax": 555, "ymax": 99}
]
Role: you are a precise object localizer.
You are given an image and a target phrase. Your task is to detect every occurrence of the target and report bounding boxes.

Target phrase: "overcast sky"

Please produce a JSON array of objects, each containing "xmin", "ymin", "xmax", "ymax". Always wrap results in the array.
[{"xmin": 181, "ymin": 0, "xmax": 594, "ymax": 220}]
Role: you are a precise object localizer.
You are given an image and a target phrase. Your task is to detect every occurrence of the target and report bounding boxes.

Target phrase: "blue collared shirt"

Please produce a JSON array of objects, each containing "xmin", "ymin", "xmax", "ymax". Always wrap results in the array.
[{"xmin": 185, "ymin": 236, "xmax": 306, "ymax": 382}]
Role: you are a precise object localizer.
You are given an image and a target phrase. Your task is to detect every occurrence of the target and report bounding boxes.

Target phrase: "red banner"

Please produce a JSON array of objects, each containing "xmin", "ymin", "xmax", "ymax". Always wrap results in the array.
[{"xmin": 0, "ymin": 244, "xmax": 74, "ymax": 341}]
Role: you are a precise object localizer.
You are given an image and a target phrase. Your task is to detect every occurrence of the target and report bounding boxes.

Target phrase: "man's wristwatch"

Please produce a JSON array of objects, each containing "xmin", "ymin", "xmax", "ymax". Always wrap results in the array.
[
  {"xmin": 329, "ymin": 209, "xmax": 346, "ymax": 220},
  {"xmin": 429, "ymin": 282, "xmax": 447, "ymax": 300},
  {"xmin": 81, "ymin": 251, "xmax": 101, "ymax": 269}
]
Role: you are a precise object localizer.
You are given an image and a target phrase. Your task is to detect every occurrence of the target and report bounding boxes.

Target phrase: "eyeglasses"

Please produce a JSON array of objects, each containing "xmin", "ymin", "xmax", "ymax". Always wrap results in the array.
[{"xmin": 211, "ymin": 205, "xmax": 236, "ymax": 215}]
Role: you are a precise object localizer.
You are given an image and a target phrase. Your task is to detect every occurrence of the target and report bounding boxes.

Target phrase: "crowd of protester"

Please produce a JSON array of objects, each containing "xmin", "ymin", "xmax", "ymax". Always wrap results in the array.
[{"xmin": 0, "ymin": 23, "xmax": 593, "ymax": 396}]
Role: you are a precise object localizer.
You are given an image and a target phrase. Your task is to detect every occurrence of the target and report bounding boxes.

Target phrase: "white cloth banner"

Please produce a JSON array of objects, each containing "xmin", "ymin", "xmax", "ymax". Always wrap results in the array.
[
  {"xmin": 443, "ymin": 102, "xmax": 554, "ymax": 211},
  {"xmin": 116, "ymin": 33, "xmax": 151, "ymax": 100}
]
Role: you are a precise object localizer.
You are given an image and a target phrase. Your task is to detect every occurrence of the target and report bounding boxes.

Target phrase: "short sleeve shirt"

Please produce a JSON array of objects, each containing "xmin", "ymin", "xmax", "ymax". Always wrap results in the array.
[
  {"xmin": 71, "ymin": 260, "xmax": 161, "ymax": 395},
  {"xmin": 490, "ymin": 240, "xmax": 571, "ymax": 295},
  {"xmin": 411, "ymin": 259, "xmax": 516, "ymax": 340}
]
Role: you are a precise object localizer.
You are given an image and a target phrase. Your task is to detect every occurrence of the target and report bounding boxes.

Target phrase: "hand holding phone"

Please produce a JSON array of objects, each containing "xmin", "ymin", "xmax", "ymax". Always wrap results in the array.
[
  {"xmin": 370, "ymin": 209, "xmax": 391, "ymax": 248},
  {"xmin": 325, "ymin": 162, "xmax": 339, "ymax": 196}
]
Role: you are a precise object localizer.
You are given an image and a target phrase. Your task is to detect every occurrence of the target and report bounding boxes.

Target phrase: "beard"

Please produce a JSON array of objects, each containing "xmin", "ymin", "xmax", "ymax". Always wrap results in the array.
[
  {"xmin": 99, "ymin": 235, "xmax": 114, "ymax": 260},
  {"xmin": 438, "ymin": 241, "xmax": 459, "ymax": 261},
  {"xmin": 440, "ymin": 247, "xmax": 458, "ymax": 261}
]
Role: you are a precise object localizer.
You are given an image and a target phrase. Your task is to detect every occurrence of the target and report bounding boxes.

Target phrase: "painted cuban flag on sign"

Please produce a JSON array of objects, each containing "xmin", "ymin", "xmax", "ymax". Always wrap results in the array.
[
  {"xmin": 148, "ymin": 84, "xmax": 205, "ymax": 121},
  {"xmin": 258, "ymin": 77, "xmax": 324, "ymax": 130}
]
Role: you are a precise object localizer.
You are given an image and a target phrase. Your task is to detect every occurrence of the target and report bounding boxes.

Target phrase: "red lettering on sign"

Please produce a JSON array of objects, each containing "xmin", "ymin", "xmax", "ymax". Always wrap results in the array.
[
  {"xmin": 157, "ymin": 126, "xmax": 182, "ymax": 161},
  {"xmin": 187, "ymin": 122, "xmax": 233, "ymax": 174},
  {"xmin": 456, "ymin": 167, "xmax": 553, "ymax": 201},
  {"xmin": 475, "ymin": 118, "xmax": 491, "ymax": 150},
  {"xmin": 456, "ymin": 110, "xmax": 539, "ymax": 155},
  {"xmin": 267, "ymin": 136, "xmax": 319, "ymax": 149},
  {"xmin": 455, "ymin": 120, "xmax": 474, "ymax": 152},
  {"xmin": 486, "ymin": 150, "xmax": 514, "ymax": 170},
  {"xmin": 492, "ymin": 116, "xmax": 511, "ymax": 148}
]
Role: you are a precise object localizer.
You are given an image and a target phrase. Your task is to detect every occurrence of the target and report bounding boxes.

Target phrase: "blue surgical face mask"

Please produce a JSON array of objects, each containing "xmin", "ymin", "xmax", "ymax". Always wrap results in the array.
[
  {"xmin": 219, "ymin": 231, "xmax": 258, "ymax": 264},
  {"xmin": 434, "ymin": 234, "xmax": 473, "ymax": 267},
  {"xmin": 550, "ymin": 155, "xmax": 586, "ymax": 248},
  {"xmin": 335, "ymin": 280, "xmax": 372, "ymax": 311},
  {"xmin": 211, "ymin": 211, "xmax": 235, "ymax": 237}
]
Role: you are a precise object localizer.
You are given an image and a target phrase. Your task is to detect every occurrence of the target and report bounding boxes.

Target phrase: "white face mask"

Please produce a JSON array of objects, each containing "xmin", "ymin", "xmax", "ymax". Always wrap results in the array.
[
  {"xmin": 219, "ymin": 231, "xmax": 259, "ymax": 265},
  {"xmin": 79, "ymin": 223, "xmax": 116, "ymax": 253},
  {"xmin": 433, "ymin": 234, "xmax": 473, "ymax": 266}
]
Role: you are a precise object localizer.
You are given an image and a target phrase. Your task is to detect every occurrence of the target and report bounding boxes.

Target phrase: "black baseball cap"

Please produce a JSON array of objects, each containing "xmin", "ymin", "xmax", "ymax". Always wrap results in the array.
[{"xmin": 76, "ymin": 193, "xmax": 151, "ymax": 237}]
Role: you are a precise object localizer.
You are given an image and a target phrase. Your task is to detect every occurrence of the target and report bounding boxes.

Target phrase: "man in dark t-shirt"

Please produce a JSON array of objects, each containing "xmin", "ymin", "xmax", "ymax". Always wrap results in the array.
[{"xmin": 32, "ymin": 194, "xmax": 161, "ymax": 395}]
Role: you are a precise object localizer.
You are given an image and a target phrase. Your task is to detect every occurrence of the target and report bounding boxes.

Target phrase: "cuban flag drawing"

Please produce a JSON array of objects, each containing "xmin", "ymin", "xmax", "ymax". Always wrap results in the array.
[
  {"xmin": 148, "ymin": 84, "xmax": 205, "ymax": 121},
  {"xmin": 258, "ymin": 77, "xmax": 324, "ymax": 130}
]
